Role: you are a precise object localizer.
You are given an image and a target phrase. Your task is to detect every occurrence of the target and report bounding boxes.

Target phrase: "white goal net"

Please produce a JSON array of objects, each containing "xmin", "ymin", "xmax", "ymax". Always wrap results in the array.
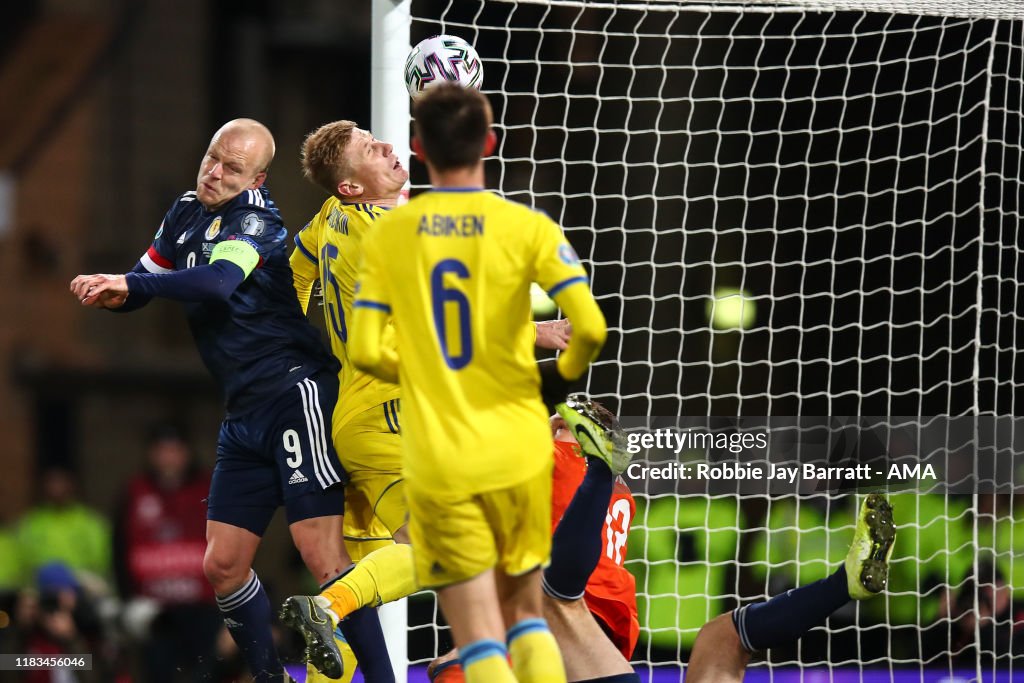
[{"xmin": 402, "ymin": 1, "xmax": 1023, "ymax": 680}]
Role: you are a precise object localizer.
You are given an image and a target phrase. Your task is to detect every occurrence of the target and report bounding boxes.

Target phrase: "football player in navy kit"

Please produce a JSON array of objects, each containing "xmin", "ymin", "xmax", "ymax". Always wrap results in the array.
[{"xmin": 71, "ymin": 119, "xmax": 393, "ymax": 682}]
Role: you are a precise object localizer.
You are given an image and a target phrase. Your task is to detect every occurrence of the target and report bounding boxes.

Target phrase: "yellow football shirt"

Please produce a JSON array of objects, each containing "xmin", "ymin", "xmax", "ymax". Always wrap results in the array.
[
  {"xmin": 291, "ymin": 198, "xmax": 401, "ymax": 430},
  {"xmin": 353, "ymin": 189, "xmax": 597, "ymax": 495}
]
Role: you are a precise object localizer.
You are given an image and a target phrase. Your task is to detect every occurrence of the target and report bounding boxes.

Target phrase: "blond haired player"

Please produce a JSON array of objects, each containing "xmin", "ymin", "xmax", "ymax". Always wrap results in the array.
[
  {"xmin": 283, "ymin": 120, "xmax": 573, "ymax": 681},
  {"xmin": 344, "ymin": 83, "xmax": 607, "ymax": 683},
  {"xmin": 280, "ymin": 121, "xmax": 409, "ymax": 683}
]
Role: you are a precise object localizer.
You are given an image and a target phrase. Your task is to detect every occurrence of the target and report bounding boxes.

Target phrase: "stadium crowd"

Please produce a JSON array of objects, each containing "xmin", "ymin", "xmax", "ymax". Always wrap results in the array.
[{"xmin": 0, "ymin": 426, "xmax": 263, "ymax": 682}]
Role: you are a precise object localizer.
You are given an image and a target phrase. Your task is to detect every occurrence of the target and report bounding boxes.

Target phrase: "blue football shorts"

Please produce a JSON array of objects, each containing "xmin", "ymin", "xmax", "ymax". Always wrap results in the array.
[{"xmin": 207, "ymin": 370, "xmax": 347, "ymax": 536}]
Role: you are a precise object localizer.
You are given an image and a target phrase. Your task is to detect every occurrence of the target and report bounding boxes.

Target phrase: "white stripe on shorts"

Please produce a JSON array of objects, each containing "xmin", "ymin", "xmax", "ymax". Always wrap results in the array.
[
  {"xmin": 297, "ymin": 377, "xmax": 340, "ymax": 488},
  {"xmin": 303, "ymin": 377, "xmax": 338, "ymax": 486}
]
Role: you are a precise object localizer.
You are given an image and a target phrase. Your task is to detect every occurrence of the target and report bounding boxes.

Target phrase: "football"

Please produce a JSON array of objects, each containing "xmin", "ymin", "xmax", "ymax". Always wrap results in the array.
[{"xmin": 404, "ymin": 34, "xmax": 483, "ymax": 99}]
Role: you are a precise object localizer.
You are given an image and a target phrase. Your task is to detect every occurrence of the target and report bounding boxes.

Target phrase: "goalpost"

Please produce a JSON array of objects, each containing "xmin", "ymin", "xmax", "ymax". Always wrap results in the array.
[
  {"xmin": 371, "ymin": 2, "xmax": 411, "ymax": 680},
  {"xmin": 374, "ymin": 0, "xmax": 1023, "ymax": 679}
]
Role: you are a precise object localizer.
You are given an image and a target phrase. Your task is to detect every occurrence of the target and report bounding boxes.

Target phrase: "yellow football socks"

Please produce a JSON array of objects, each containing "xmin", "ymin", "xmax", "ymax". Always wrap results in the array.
[
  {"xmin": 321, "ymin": 543, "xmax": 418, "ymax": 620},
  {"xmin": 462, "ymin": 639, "xmax": 516, "ymax": 683},
  {"xmin": 508, "ymin": 618, "xmax": 567, "ymax": 683}
]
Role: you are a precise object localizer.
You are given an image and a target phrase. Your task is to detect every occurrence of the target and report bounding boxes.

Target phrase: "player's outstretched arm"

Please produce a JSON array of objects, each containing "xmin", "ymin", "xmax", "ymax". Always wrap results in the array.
[
  {"xmin": 72, "ymin": 261, "xmax": 164, "ymax": 312},
  {"xmin": 350, "ymin": 304, "xmax": 399, "ymax": 383},
  {"xmin": 122, "ymin": 260, "xmax": 246, "ymax": 303},
  {"xmin": 74, "ymin": 240, "xmax": 255, "ymax": 308},
  {"xmin": 71, "ymin": 273, "xmax": 130, "ymax": 309},
  {"xmin": 551, "ymin": 283, "xmax": 606, "ymax": 381},
  {"xmin": 111, "ymin": 238, "xmax": 261, "ymax": 305}
]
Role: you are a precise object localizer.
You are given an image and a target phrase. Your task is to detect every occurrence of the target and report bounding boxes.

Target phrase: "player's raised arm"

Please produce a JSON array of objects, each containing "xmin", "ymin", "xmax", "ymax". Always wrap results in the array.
[
  {"xmin": 71, "ymin": 206, "xmax": 183, "ymax": 311},
  {"xmin": 550, "ymin": 280, "xmax": 606, "ymax": 380},
  {"xmin": 97, "ymin": 205, "xmax": 280, "ymax": 307},
  {"xmin": 532, "ymin": 218, "xmax": 606, "ymax": 405},
  {"xmin": 125, "ymin": 251, "xmax": 250, "ymax": 302}
]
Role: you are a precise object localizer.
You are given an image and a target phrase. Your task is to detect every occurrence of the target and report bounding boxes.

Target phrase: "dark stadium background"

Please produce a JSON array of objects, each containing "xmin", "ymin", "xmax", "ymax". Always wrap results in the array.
[{"xmin": 0, "ymin": 0, "xmax": 1020, "ymax": 676}]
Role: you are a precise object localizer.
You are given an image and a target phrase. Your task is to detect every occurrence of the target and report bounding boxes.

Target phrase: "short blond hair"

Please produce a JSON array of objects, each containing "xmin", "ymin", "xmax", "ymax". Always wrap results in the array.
[{"xmin": 301, "ymin": 120, "xmax": 357, "ymax": 195}]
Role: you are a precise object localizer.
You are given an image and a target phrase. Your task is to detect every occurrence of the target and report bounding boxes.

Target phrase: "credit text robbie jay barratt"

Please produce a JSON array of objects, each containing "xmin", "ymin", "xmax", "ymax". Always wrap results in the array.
[{"xmin": 626, "ymin": 461, "xmax": 937, "ymax": 482}]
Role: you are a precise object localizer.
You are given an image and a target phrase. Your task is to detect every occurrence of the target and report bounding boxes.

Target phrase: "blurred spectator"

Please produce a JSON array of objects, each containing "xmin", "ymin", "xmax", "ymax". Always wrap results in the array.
[
  {"xmin": 975, "ymin": 493, "xmax": 1024, "ymax": 659},
  {"xmin": 16, "ymin": 466, "xmax": 111, "ymax": 587},
  {"xmin": 980, "ymin": 493, "xmax": 1024, "ymax": 611},
  {"xmin": 0, "ymin": 519, "xmax": 24, "ymax": 591},
  {"xmin": 113, "ymin": 424, "xmax": 219, "ymax": 683},
  {"xmin": 16, "ymin": 563, "xmax": 105, "ymax": 683},
  {"xmin": 927, "ymin": 560, "xmax": 1012, "ymax": 667}
]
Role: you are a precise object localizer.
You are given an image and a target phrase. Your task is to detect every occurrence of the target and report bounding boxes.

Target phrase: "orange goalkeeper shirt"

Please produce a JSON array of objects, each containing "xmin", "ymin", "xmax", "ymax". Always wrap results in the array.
[{"xmin": 551, "ymin": 440, "xmax": 640, "ymax": 660}]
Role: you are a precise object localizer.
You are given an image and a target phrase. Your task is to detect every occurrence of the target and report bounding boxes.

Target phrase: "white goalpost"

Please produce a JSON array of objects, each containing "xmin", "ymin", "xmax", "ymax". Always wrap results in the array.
[
  {"xmin": 373, "ymin": 0, "xmax": 1024, "ymax": 679},
  {"xmin": 371, "ymin": 2, "xmax": 412, "ymax": 681}
]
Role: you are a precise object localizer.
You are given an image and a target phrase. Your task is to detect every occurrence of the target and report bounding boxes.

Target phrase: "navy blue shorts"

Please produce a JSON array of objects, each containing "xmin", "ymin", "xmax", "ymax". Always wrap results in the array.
[{"xmin": 207, "ymin": 371, "xmax": 348, "ymax": 536}]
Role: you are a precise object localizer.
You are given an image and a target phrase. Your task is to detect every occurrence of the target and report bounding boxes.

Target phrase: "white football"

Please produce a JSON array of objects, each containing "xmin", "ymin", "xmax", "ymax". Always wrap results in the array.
[{"xmin": 404, "ymin": 34, "xmax": 484, "ymax": 99}]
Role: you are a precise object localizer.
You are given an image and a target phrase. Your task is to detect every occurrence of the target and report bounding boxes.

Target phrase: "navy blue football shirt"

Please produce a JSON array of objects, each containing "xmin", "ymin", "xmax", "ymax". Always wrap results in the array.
[{"xmin": 138, "ymin": 186, "xmax": 337, "ymax": 415}]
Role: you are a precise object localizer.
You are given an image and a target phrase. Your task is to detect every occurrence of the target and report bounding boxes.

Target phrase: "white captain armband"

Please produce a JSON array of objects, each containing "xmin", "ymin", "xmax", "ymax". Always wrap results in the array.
[{"xmin": 210, "ymin": 236, "xmax": 261, "ymax": 277}]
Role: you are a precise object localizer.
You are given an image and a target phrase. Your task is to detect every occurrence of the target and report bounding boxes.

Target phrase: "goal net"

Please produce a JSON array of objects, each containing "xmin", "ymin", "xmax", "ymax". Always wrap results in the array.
[{"xmin": 403, "ymin": 0, "xmax": 1023, "ymax": 679}]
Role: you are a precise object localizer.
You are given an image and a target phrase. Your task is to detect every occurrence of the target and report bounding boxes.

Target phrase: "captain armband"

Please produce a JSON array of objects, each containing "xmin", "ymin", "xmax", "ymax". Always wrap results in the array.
[{"xmin": 210, "ymin": 237, "xmax": 261, "ymax": 277}]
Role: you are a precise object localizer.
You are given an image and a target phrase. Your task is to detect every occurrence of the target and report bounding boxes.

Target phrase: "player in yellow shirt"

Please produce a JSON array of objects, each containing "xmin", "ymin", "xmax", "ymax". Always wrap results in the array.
[
  {"xmin": 349, "ymin": 84, "xmax": 607, "ymax": 683},
  {"xmin": 285, "ymin": 120, "xmax": 573, "ymax": 682},
  {"xmin": 292, "ymin": 123, "xmax": 409, "ymax": 561},
  {"xmin": 285, "ymin": 121, "xmax": 409, "ymax": 683}
]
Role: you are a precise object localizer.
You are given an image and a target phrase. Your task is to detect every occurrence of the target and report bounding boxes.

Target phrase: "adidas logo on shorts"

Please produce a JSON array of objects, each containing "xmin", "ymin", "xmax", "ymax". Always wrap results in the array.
[{"xmin": 289, "ymin": 469, "xmax": 308, "ymax": 485}]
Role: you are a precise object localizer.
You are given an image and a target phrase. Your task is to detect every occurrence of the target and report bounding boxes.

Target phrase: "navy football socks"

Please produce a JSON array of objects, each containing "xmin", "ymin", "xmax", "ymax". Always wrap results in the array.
[
  {"xmin": 216, "ymin": 571, "xmax": 283, "ymax": 682},
  {"xmin": 732, "ymin": 564, "xmax": 851, "ymax": 651},
  {"xmin": 543, "ymin": 456, "xmax": 615, "ymax": 600},
  {"xmin": 338, "ymin": 606, "xmax": 396, "ymax": 683},
  {"xmin": 321, "ymin": 566, "xmax": 396, "ymax": 683}
]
